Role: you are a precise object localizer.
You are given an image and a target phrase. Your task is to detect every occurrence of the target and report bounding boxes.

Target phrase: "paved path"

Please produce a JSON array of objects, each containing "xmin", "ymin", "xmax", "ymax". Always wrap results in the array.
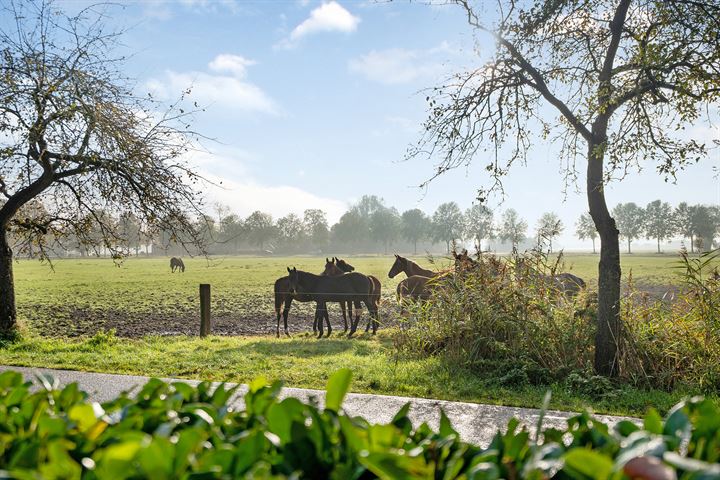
[{"xmin": 0, "ymin": 365, "xmax": 633, "ymax": 446}]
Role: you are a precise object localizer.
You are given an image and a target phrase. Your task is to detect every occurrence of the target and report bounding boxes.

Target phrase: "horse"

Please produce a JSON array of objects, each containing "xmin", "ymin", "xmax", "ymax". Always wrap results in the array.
[
  {"xmin": 274, "ymin": 258, "xmax": 354, "ymax": 338},
  {"xmin": 170, "ymin": 257, "xmax": 185, "ymax": 273},
  {"xmin": 397, "ymin": 275, "xmax": 434, "ymax": 302},
  {"xmin": 388, "ymin": 254, "xmax": 438, "ymax": 279},
  {"xmin": 453, "ymin": 249, "xmax": 507, "ymax": 278},
  {"xmin": 452, "ymin": 249, "xmax": 478, "ymax": 272},
  {"xmin": 323, "ymin": 258, "xmax": 382, "ymax": 335},
  {"xmin": 287, "ymin": 267, "xmax": 378, "ymax": 338},
  {"xmin": 515, "ymin": 257, "xmax": 586, "ymax": 297}
]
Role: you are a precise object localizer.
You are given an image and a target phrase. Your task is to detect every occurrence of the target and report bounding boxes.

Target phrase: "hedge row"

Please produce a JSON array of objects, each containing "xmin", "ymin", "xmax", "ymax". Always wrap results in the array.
[{"xmin": 0, "ymin": 369, "xmax": 718, "ymax": 479}]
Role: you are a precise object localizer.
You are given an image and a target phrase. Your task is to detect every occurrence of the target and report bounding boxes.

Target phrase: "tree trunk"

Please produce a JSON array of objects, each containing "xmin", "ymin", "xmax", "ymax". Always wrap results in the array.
[
  {"xmin": 690, "ymin": 234, "xmax": 694, "ymax": 253},
  {"xmin": 627, "ymin": 238, "xmax": 631, "ymax": 254},
  {"xmin": 592, "ymin": 237, "xmax": 596, "ymax": 254},
  {"xmin": 587, "ymin": 140, "xmax": 621, "ymax": 378},
  {"xmin": 413, "ymin": 239, "xmax": 417, "ymax": 255},
  {"xmin": 0, "ymin": 233, "xmax": 17, "ymax": 337},
  {"xmin": 657, "ymin": 237, "xmax": 660, "ymax": 254}
]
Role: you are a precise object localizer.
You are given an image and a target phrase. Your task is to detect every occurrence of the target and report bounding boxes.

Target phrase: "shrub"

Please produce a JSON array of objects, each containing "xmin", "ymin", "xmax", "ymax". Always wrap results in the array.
[
  {"xmin": 394, "ymin": 251, "xmax": 594, "ymax": 375},
  {"xmin": 394, "ymin": 249, "xmax": 720, "ymax": 392},
  {"xmin": 0, "ymin": 369, "xmax": 718, "ymax": 479}
]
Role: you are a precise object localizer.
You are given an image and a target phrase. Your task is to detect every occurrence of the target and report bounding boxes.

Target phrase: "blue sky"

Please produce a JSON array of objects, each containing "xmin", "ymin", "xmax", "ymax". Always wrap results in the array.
[{"xmin": 61, "ymin": 1, "xmax": 720, "ymax": 247}]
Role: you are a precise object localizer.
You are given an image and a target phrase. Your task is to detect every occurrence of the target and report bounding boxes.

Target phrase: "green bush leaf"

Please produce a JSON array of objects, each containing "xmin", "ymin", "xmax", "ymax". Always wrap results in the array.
[
  {"xmin": 563, "ymin": 448, "xmax": 614, "ymax": 480},
  {"xmin": 325, "ymin": 368, "xmax": 352, "ymax": 412}
]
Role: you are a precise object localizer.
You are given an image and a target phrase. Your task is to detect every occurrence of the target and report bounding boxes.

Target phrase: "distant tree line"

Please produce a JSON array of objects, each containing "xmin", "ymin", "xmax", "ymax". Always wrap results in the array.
[
  {"xmin": 600, "ymin": 201, "xmax": 720, "ymax": 254},
  {"xmin": 8, "ymin": 195, "xmax": 718, "ymax": 257}
]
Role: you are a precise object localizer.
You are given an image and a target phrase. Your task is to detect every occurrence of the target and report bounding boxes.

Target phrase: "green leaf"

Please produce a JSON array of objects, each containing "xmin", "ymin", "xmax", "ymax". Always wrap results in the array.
[
  {"xmin": 69, "ymin": 403, "xmax": 98, "ymax": 433},
  {"xmin": 267, "ymin": 398, "xmax": 306, "ymax": 444},
  {"xmin": 361, "ymin": 451, "xmax": 433, "ymax": 479},
  {"xmin": 439, "ymin": 409, "xmax": 457, "ymax": 438},
  {"xmin": 325, "ymin": 368, "xmax": 352, "ymax": 412},
  {"xmin": 563, "ymin": 448, "xmax": 614, "ymax": 480},
  {"xmin": 643, "ymin": 409, "xmax": 663, "ymax": 435}
]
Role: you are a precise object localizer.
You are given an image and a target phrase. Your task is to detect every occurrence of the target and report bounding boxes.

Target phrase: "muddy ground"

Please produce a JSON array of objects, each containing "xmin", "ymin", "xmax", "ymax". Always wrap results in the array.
[{"xmin": 19, "ymin": 282, "xmax": 680, "ymax": 338}]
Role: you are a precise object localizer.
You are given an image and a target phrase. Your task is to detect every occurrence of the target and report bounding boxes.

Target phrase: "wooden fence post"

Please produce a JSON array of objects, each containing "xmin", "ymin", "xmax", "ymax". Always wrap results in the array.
[{"xmin": 199, "ymin": 283, "xmax": 211, "ymax": 336}]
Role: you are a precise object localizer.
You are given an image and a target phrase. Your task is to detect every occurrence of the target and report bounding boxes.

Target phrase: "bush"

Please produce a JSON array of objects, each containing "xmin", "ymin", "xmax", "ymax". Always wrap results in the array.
[
  {"xmin": 394, "ymin": 251, "xmax": 594, "ymax": 375},
  {"xmin": 0, "ymin": 369, "xmax": 718, "ymax": 479},
  {"xmin": 394, "ymin": 249, "xmax": 720, "ymax": 392}
]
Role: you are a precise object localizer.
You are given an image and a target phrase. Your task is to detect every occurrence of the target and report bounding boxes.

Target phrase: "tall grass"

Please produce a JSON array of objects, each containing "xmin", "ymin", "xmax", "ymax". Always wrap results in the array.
[{"xmin": 394, "ymin": 249, "xmax": 720, "ymax": 392}]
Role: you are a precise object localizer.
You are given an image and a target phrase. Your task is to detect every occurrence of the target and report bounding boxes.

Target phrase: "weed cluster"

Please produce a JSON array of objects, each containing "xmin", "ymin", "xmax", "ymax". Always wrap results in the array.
[{"xmin": 394, "ymin": 249, "xmax": 720, "ymax": 393}]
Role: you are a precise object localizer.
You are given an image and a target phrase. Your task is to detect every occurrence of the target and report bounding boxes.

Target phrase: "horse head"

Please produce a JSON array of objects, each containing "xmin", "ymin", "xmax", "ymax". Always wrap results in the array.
[
  {"xmin": 322, "ymin": 258, "xmax": 344, "ymax": 276},
  {"xmin": 334, "ymin": 257, "xmax": 355, "ymax": 273},
  {"xmin": 388, "ymin": 254, "xmax": 406, "ymax": 278},
  {"xmin": 287, "ymin": 266, "xmax": 300, "ymax": 294}
]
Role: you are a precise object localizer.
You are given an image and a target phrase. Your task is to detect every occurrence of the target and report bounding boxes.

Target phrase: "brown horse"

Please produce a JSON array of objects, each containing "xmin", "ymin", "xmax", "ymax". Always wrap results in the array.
[
  {"xmin": 274, "ymin": 258, "xmax": 354, "ymax": 338},
  {"xmin": 515, "ymin": 257, "xmax": 586, "ymax": 296},
  {"xmin": 324, "ymin": 258, "xmax": 382, "ymax": 335},
  {"xmin": 452, "ymin": 249, "xmax": 478, "ymax": 272},
  {"xmin": 388, "ymin": 254, "xmax": 437, "ymax": 279},
  {"xmin": 170, "ymin": 257, "xmax": 185, "ymax": 273},
  {"xmin": 397, "ymin": 275, "xmax": 434, "ymax": 302},
  {"xmin": 287, "ymin": 267, "xmax": 378, "ymax": 338}
]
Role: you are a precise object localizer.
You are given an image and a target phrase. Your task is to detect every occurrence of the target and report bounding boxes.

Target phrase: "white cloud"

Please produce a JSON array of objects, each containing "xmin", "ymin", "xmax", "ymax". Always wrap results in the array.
[
  {"xmin": 208, "ymin": 54, "xmax": 256, "ymax": 78},
  {"xmin": 147, "ymin": 55, "xmax": 279, "ymax": 115},
  {"xmin": 187, "ymin": 148, "xmax": 347, "ymax": 223},
  {"xmin": 282, "ymin": 1, "xmax": 359, "ymax": 46},
  {"xmin": 348, "ymin": 46, "xmax": 448, "ymax": 85}
]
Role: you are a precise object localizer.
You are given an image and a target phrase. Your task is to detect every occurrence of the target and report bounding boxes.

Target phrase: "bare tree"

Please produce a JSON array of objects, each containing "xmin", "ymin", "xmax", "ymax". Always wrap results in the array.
[
  {"xmin": 412, "ymin": 0, "xmax": 720, "ymax": 376},
  {"xmin": 0, "ymin": 2, "xmax": 207, "ymax": 336}
]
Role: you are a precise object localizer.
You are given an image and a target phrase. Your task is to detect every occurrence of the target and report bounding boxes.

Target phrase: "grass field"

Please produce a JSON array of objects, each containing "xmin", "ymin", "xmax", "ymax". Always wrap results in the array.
[
  {"xmin": 12, "ymin": 252, "xmax": 688, "ymax": 337},
  {"xmin": 0, "ymin": 252, "xmax": 710, "ymax": 416}
]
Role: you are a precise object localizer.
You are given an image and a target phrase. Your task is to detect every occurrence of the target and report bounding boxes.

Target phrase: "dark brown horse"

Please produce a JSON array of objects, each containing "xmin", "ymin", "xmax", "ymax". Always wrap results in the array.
[
  {"xmin": 388, "ymin": 254, "xmax": 437, "ymax": 279},
  {"xmin": 170, "ymin": 257, "xmax": 185, "ymax": 273},
  {"xmin": 287, "ymin": 267, "xmax": 378, "ymax": 338},
  {"xmin": 274, "ymin": 258, "xmax": 354, "ymax": 337},
  {"xmin": 323, "ymin": 259, "xmax": 382, "ymax": 334}
]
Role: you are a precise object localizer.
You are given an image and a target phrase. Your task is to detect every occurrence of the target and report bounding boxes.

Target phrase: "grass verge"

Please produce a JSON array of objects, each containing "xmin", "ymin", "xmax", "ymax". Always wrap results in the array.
[{"xmin": 0, "ymin": 329, "xmax": 708, "ymax": 417}]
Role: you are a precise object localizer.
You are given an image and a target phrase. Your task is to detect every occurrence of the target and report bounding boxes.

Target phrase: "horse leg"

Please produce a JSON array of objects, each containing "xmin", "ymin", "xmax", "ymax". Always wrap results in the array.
[
  {"xmin": 324, "ymin": 307, "xmax": 332, "ymax": 338},
  {"xmin": 316, "ymin": 303, "xmax": 325, "ymax": 339},
  {"xmin": 371, "ymin": 300, "xmax": 379, "ymax": 335},
  {"xmin": 339, "ymin": 302, "xmax": 347, "ymax": 333},
  {"xmin": 350, "ymin": 301, "xmax": 363, "ymax": 337},
  {"xmin": 283, "ymin": 297, "xmax": 292, "ymax": 337}
]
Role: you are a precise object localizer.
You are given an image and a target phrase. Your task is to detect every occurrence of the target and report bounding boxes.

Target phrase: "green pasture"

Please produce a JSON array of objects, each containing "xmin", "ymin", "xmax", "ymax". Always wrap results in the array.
[
  {"xmin": 12, "ymin": 252, "xmax": 685, "ymax": 323},
  {"xmin": 0, "ymin": 252, "xmax": 706, "ymax": 415}
]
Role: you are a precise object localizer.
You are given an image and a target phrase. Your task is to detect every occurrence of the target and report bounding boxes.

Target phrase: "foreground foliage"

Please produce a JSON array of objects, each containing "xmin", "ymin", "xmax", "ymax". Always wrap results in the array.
[{"xmin": 0, "ymin": 369, "xmax": 718, "ymax": 479}]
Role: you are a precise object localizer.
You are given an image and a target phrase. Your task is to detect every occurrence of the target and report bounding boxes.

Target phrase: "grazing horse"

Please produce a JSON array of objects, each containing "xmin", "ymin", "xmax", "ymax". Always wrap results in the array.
[
  {"xmin": 170, "ymin": 257, "xmax": 185, "ymax": 273},
  {"xmin": 274, "ymin": 258, "xmax": 353, "ymax": 338},
  {"xmin": 323, "ymin": 259, "xmax": 382, "ymax": 335},
  {"xmin": 388, "ymin": 254, "xmax": 437, "ymax": 279},
  {"xmin": 515, "ymin": 258, "xmax": 586, "ymax": 297},
  {"xmin": 287, "ymin": 267, "xmax": 378, "ymax": 338}
]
